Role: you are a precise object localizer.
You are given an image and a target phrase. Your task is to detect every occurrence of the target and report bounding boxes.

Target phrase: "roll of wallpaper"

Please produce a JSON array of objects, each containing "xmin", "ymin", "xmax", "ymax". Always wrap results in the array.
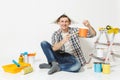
[{"xmin": 22, "ymin": 66, "xmax": 33, "ymax": 75}]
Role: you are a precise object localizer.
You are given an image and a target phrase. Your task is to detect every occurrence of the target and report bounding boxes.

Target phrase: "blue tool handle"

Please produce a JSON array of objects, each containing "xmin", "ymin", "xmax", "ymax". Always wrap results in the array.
[{"xmin": 12, "ymin": 60, "xmax": 20, "ymax": 67}]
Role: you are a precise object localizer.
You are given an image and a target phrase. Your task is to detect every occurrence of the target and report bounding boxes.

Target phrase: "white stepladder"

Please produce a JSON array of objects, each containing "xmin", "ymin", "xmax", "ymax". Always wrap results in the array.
[{"xmin": 90, "ymin": 27, "xmax": 120, "ymax": 63}]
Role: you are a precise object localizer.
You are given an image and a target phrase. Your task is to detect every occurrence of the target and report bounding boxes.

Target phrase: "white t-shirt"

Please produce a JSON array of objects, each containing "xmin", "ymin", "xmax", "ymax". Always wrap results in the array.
[{"xmin": 61, "ymin": 32, "xmax": 74, "ymax": 54}]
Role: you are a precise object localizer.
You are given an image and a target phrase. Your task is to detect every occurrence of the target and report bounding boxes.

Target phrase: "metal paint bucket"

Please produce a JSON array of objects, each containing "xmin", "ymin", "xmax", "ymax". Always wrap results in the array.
[
  {"xmin": 94, "ymin": 62, "xmax": 102, "ymax": 72},
  {"xmin": 79, "ymin": 28, "xmax": 88, "ymax": 38},
  {"xmin": 102, "ymin": 63, "xmax": 110, "ymax": 74}
]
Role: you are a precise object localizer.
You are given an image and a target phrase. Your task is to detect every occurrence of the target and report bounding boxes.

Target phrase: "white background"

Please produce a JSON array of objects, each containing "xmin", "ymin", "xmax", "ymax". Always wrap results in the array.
[{"xmin": 0, "ymin": 0, "xmax": 120, "ymax": 64}]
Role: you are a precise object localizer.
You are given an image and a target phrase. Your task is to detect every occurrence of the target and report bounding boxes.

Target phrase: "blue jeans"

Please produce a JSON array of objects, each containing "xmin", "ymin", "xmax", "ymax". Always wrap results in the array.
[{"xmin": 40, "ymin": 41, "xmax": 81, "ymax": 72}]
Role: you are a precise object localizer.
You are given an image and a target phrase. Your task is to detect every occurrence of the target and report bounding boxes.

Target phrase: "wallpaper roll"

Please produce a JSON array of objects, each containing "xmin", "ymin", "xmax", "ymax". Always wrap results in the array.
[{"xmin": 22, "ymin": 66, "xmax": 33, "ymax": 75}]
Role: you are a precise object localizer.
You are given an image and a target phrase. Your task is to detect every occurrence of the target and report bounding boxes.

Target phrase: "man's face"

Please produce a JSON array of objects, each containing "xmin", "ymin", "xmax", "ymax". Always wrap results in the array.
[{"xmin": 58, "ymin": 17, "xmax": 70, "ymax": 30}]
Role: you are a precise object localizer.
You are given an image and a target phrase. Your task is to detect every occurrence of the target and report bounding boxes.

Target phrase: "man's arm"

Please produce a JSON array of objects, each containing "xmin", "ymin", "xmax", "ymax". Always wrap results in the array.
[
  {"xmin": 83, "ymin": 20, "xmax": 96, "ymax": 37},
  {"xmin": 52, "ymin": 34, "xmax": 70, "ymax": 51}
]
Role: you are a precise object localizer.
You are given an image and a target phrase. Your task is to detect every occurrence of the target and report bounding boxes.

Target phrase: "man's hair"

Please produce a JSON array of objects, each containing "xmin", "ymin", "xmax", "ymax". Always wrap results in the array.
[{"xmin": 54, "ymin": 14, "xmax": 72, "ymax": 24}]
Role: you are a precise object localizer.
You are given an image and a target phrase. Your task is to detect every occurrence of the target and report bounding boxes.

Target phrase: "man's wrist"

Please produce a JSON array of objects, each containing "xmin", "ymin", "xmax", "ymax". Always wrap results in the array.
[{"xmin": 61, "ymin": 40, "xmax": 65, "ymax": 45}]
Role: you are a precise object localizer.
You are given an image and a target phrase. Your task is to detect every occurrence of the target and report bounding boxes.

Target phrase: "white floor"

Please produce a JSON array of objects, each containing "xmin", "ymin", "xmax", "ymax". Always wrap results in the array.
[{"xmin": 1, "ymin": 56, "xmax": 120, "ymax": 80}]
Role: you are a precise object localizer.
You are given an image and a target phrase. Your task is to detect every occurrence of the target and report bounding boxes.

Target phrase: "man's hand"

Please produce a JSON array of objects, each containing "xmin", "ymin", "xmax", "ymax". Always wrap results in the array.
[
  {"xmin": 62, "ymin": 34, "xmax": 71, "ymax": 44},
  {"xmin": 82, "ymin": 20, "xmax": 91, "ymax": 28}
]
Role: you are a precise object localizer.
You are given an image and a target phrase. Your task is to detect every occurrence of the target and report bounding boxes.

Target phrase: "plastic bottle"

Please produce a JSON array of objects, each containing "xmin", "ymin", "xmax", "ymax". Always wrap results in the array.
[{"xmin": 19, "ymin": 54, "xmax": 24, "ymax": 63}]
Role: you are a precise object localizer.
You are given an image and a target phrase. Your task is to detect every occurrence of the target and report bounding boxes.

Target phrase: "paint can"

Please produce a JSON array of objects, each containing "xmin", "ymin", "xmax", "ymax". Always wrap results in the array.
[
  {"xmin": 94, "ymin": 62, "xmax": 102, "ymax": 72},
  {"xmin": 102, "ymin": 63, "xmax": 110, "ymax": 74},
  {"xmin": 79, "ymin": 28, "xmax": 88, "ymax": 38},
  {"xmin": 28, "ymin": 53, "xmax": 36, "ymax": 65}
]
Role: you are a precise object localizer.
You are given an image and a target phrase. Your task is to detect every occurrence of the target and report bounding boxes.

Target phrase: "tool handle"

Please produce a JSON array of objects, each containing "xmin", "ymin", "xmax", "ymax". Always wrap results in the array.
[{"xmin": 70, "ymin": 31, "xmax": 78, "ymax": 36}]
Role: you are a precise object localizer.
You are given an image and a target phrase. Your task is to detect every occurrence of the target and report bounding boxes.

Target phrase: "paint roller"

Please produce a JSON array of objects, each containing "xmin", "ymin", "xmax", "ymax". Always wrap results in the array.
[{"xmin": 21, "ymin": 66, "xmax": 33, "ymax": 75}]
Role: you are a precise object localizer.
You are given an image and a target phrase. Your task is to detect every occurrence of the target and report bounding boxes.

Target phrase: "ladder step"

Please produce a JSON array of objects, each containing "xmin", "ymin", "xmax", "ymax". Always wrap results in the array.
[
  {"xmin": 90, "ymin": 54, "xmax": 105, "ymax": 61},
  {"xmin": 112, "ymin": 53, "xmax": 120, "ymax": 58}
]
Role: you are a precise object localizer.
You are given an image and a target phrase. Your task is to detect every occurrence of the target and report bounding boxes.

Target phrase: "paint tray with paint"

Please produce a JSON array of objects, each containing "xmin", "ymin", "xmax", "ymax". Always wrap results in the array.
[{"xmin": 2, "ymin": 62, "xmax": 31, "ymax": 74}]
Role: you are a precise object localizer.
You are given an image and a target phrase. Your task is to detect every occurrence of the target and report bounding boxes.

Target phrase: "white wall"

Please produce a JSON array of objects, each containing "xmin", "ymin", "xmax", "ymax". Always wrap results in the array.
[{"xmin": 0, "ymin": 0, "xmax": 119, "ymax": 64}]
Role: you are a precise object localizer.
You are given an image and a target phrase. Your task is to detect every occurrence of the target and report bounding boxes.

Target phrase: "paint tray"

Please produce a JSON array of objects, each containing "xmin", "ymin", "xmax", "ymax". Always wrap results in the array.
[{"xmin": 2, "ymin": 62, "xmax": 31, "ymax": 74}]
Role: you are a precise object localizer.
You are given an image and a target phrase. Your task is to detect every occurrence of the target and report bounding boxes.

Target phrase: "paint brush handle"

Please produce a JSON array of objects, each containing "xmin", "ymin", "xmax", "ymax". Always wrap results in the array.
[
  {"xmin": 12, "ymin": 60, "xmax": 20, "ymax": 67},
  {"xmin": 70, "ymin": 31, "xmax": 78, "ymax": 36}
]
